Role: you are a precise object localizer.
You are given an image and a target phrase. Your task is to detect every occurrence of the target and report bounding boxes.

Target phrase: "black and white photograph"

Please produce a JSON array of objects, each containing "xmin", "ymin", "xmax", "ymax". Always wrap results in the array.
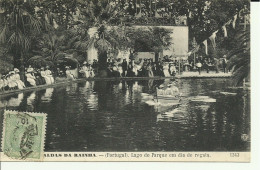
[{"xmin": 0, "ymin": 0, "xmax": 251, "ymax": 162}]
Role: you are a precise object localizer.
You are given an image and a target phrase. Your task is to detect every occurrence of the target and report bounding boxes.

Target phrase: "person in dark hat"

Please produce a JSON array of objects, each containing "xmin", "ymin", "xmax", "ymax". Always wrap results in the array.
[
  {"xmin": 122, "ymin": 59, "xmax": 128, "ymax": 77},
  {"xmin": 26, "ymin": 68, "xmax": 36, "ymax": 86},
  {"xmin": 126, "ymin": 62, "xmax": 135, "ymax": 77},
  {"xmin": 80, "ymin": 61, "xmax": 90, "ymax": 78},
  {"xmin": 222, "ymin": 55, "xmax": 228, "ymax": 73},
  {"xmin": 45, "ymin": 66, "xmax": 54, "ymax": 84},
  {"xmin": 214, "ymin": 58, "xmax": 219, "ymax": 73},
  {"xmin": 92, "ymin": 59, "xmax": 98, "ymax": 74}
]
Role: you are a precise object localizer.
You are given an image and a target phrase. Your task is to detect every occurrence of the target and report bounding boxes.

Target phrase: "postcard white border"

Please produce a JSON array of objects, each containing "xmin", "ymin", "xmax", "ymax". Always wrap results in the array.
[{"xmin": 1, "ymin": 1, "xmax": 260, "ymax": 170}]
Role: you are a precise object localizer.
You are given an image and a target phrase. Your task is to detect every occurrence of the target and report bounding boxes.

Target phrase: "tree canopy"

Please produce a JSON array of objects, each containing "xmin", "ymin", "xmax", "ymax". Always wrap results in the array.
[{"xmin": 0, "ymin": 0, "xmax": 250, "ymax": 80}]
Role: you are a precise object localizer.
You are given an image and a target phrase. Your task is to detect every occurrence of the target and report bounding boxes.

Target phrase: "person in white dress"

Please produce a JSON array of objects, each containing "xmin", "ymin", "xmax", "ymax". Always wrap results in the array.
[
  {"xmin": 65, "ymin": 66, "xmax": 75, "ymax": 80},
  {"xmin": 80, "ymin": 62, "xmax": 90, "ymax": 78},
  {"xmin": 118, "ymin": 64, "xmax": 123, "ymax": 77},
  {"xmin": 26, "ymin": 68, "xmax": 36, "ymax": 86},
  {"xmin": 89, "ymin": 65, "xmax": 95, "ymax": 78},
  {"xmin": 169, "ymin": 64, "xmax": 177, "ymax": 76},
  {"xmin": 8, "ymin": 71, "xmax": 18, "ymax": 90},
  {"xmin": 44, "ymin": 66, "xmax": 54, "ymax": 84},
  {"xmin": 163, "ymin": 64, "xmax": 171, "ymax": 77},
  {"xmin": 40, "ymin": 67, "xmax": 51, "ymax": 84},
  {"xmin": 13, "ymin": 68, "xmax": 25, "ymax": 89},
  {"xmin": 157, "ymin": 85, "xmax": 165, "ymax": 96}
]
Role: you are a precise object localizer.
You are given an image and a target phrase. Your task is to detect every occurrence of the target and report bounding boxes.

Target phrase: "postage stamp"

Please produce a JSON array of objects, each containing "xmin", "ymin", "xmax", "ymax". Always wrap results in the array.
[{"xmin": 1, "ymin": 110, "xmax": 47, "ymax": 161}]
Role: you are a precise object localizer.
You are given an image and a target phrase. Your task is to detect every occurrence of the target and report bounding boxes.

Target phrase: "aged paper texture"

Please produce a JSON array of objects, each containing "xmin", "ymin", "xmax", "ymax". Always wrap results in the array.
[{"xmin": 0, "ymin": 0, "xmax": 252, "ymax": 163}]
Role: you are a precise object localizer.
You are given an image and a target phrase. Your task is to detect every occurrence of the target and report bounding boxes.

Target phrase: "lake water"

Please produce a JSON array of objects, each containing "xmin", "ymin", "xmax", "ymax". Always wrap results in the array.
[{"xmin": 0, "ymin": 78, "xmax": 250, "ymax": 151}]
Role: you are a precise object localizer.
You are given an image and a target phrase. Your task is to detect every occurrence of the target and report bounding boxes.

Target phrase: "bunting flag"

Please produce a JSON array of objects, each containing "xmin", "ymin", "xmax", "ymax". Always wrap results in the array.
[
  {"xmin": 155, "ymin": 11, "xmax": 161, "ymax": 18},
  {"xmin": 209, "ymin": 31, "xmax": 218, "ymax": 49},
  {"xmin": 135, "ymin": 0, "xmax": 142, "ymax": 18},
  {"xmin": 53, "ymin": 19, "xmax": 59, "ymax": 29},
  {"xmin": 203, "ymin": 40, "xmax": 208, "ymax": 55},
  {"xmin": 187, "ymin": 8, "xmax": 245, "ymax": 55},
  {"xmin": 45, "ymin": 14, "xmax": 49, "ymax": 24},
  {"xmin": 195, "ymin": 45, "xmax": 200, "ymax": 53},
  {"xmin": 222, "ymin": 25, "xmax": 228, "ymax": 37},
  {"xmin": 135, "ymin": 11, "xmax": 142, "ymax": 18},
  {"xmin": 189, "ymin": 11, "xmax": 192, "ymax": 18},
  {"xmin": 190, "ymin": 45, "xmax": 200, "ymax": 55},
  {"xmin": 232, "ymin": 14, "xmax": 237, "ymax": 29}
]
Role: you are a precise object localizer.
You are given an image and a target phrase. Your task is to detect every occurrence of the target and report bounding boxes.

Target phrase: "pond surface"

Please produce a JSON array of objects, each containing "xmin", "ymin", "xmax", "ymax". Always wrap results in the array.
[{"xmin": 0, "ymin": 78, "xmax": 250, "ymax": 151}]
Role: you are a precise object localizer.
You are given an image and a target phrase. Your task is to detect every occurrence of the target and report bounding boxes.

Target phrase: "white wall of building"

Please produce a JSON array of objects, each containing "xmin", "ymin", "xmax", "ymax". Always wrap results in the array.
[
  {"xmin": 87, "ymin": 27, "xmax": 98, "ymax": 63},
  {"xmin": 161, "ymin": 26, "xmax": 189, "ymax": 59},
  {"xmin": 135, "ymin": 26, "xmax": 189, "ymax": 59},
  {"xmin": 86, "ymin": 26, "xmax": 189, "ymax": 62}
]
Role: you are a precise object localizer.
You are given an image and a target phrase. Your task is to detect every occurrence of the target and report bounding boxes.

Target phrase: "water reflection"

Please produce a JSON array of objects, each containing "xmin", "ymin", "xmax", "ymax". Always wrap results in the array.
[
  {"xmin": 41, "ymin": 88, "xmax": 54, "ymax": 102},
  {"xmin": 0, "ymin": 78, "xmax": 250, "ymax": 151}
]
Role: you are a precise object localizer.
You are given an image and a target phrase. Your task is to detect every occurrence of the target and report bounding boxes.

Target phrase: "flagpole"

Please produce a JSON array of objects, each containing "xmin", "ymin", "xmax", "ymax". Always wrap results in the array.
[
  {"xmin": 193, "ymin": 53, "xmax": 196, "ymax": 69},
  {"xmin": 244, "ymin": 14, "xmax": 247, "ymax": 31},
  {"xmin": 136, "ymin": 0, "xmax": 137, "ymax": 15},
  {"xmin": 150, "ymin": 0, "xmax": 152, "ymax": 17}
]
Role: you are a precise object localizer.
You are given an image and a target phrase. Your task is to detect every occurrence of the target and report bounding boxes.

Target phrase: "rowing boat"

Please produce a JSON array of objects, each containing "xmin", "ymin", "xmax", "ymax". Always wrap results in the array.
[
  {"xmin": 155, "ymin": 95, "xmax": 181, "ymax": 104},
  {"xmin": 154, "ymin": 86, "xmax": 181, "ymax": 105}
]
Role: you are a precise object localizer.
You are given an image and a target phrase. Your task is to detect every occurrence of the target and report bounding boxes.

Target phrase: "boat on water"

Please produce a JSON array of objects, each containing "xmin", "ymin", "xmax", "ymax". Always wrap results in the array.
[
  {"xmin": 154, "ymin": 94, "xmax": 181, "ymax": 105},
  {"xmin": 153, "ymin": 83, "xmax": 181, "ymax": 105}
]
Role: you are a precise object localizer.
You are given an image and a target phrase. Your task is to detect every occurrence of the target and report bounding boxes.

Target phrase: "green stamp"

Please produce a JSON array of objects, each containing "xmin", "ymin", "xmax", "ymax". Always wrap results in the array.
[{"xmin": 1, "ymin": 110, "xmax": 47, "ymax": 161}]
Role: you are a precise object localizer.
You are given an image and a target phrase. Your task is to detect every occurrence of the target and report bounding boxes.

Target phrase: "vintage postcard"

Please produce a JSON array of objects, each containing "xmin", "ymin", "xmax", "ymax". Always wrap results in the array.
[{"xmin": 0, "ymin": 0, "xmax": 251, "ymax": 162}]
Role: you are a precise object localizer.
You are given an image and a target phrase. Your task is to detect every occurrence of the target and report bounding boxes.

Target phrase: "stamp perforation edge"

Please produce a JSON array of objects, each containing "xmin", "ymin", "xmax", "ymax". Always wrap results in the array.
[{"xmin": 1, "ymin": 109, "xmax": 47, "ymax": 161}]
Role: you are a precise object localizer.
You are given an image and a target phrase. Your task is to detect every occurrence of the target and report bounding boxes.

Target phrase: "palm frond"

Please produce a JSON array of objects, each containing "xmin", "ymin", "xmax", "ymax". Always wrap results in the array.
[
  {"xmin": 227, "ymin": 29, "xmax": 250, "ymax": 86},
  {"xmin": 0, "ymin": 23, "xmax": 9, "ymax": 43}
]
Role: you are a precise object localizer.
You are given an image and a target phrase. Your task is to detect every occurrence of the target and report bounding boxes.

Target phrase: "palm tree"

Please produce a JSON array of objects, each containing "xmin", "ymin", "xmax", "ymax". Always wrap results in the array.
[
  {"xmin": 76, "ymin": 1, "xmax": 130, "ymax": 77},
  {"xmin": 227, "ymin": 29, "xmax": 250, "ymax": 86},
  {"xmin": 29, "ymin": 22, "xmax": 92, "ymax": 68},
  {"xmin": 0, "ymin": 0, "xmax": 42, "ymax": 80},
  {"xmin": 29, "ymin": 32, "xmax": 66, "ymax": 67}
]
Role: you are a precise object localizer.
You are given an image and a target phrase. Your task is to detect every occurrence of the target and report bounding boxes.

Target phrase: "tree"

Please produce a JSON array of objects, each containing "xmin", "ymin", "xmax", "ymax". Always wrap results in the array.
[
  {"xmin": 29, "ymin": 21, "xmax": 91, "ymax": 67},
  {"xmin": 129, "ymin": 27, "xmax": 172, "ymax": 62},
  {"xmin": 73, "ymin": 1, "xmax": 130, "ymax": 76},
  {"xmin": 28, "ymin": 32, "xmax": 66, "ymax": 67},
  {"xmin": 0, "ymin": 0, "xmax": 45, "ymax": 80},
  {"xmin": 36, "ymin": 0, "xmax": 87, "ymax": 30},
  {"xmin": 227, "ymin": 28, "xmax": 250, "ymax": 86}
]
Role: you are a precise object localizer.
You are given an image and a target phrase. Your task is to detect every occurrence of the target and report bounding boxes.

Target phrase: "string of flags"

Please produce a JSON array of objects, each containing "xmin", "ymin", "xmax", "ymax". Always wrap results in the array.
[
  {"xmin": 222, "ymin": 25, "xmax": 227, "ymax": 38},
  {"xmin": 202, "ymin": 40, "xmax": 208, "ymax": 55},
  {"xmin": 187, "ymin": 7, "xmax": 248, "ymax": 57},
  {"xmin": 209, "ymin": 30, "xmax": 218, "ymax": 50}
]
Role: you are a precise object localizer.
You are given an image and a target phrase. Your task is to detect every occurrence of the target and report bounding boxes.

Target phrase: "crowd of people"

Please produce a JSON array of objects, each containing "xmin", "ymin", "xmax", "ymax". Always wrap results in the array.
[
  {"xmin": 88, "ymin": 58, "xmax": 178, "ymax": 78},
  {"xmin": 157, "ymin": 81, "xmax": 180, "ymax": 97},
  {"xmin": 0, "ymin": 55, "xmax": 229, "ymax": 93},
  {"xmin": 0, "ymin": 66, "xmax": 55, "ymax": 92},
  {"xmin": 0, "ymin": 68, "xmax": 26, "ymax": 91},
  {"xmin": 184, "ymin": 55, "xmax": 229, "ymax": 75}
]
